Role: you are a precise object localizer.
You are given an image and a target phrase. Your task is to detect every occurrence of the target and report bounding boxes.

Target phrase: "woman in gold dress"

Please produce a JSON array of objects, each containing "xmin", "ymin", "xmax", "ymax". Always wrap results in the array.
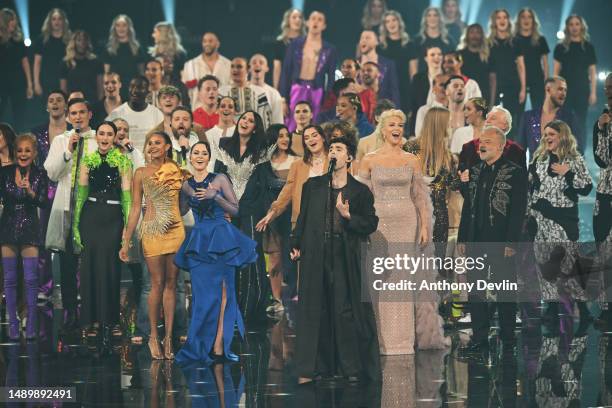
[{"xmin": 120, "ymin": 131, "xmax": 187, "ymax": 359}]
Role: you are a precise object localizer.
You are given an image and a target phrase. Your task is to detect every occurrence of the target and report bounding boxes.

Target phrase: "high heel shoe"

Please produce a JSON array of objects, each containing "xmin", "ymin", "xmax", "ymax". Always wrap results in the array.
[
  {"xmin": 163, "ymin": 337, "xmax": 174, "ymax": 360},
  {"xmin": 148, "ymin": 336, "xmax": 164, "ymax": 360}
]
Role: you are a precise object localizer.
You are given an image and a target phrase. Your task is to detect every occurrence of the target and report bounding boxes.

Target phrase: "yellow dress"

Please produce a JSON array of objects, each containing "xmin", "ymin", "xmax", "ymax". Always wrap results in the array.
[{"xmin": 139, "ymin": 161, "xmax": 187, "ymax": 258}]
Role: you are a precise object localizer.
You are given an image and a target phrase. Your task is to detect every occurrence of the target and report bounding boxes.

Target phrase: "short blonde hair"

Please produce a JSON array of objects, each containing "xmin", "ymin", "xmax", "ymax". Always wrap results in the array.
[{"xmin": 375, "ymin": 109, "xmax": 406, "ymax": 145}]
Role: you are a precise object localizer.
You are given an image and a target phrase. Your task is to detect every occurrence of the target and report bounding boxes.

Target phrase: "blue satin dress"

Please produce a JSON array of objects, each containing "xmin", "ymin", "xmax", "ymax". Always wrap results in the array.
[{"xmin": 175, "ymin": 173, "xmax": 257, "ymax": 364}]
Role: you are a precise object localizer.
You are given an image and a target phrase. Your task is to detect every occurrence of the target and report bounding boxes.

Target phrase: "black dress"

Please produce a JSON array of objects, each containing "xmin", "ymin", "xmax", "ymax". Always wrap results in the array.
[
  {"xmin": 33, "ymin": 35, "xmax": 66, "ymax": 96},
  {"xmin": 378, "ymin": 39, "xmax": 415, "ymax": 112},
  {"xmin": 60, "ymin": 57, "xmax": 104, "ymax": 102},
  {"xmin": 515, "ymin": 35, "xmax": 549, "ymax": 108},
  {"xmin": 80, "ymin": 156, "xmax": 124, "ymax": 326},
  {"xmin": 412, "ymin": 34, "xmax": 455, "ymax": 73},
  {"xmin": 460, "ymin": 48, "xmax": 492, "ymax": 103},
  {"xmin": 554, "ymin": 41, "xmax": 597, "ymax": 152},
  {"xmin": 489, "ymin": 37, "xmax": 523, "ymax": 140},
  {"xmin": 0, "ymin": 39, "xmax": 27, "ymax": 130},
  {"xmin": 101, "ymin": 43, "xmax": 146, "ymax": 100}
]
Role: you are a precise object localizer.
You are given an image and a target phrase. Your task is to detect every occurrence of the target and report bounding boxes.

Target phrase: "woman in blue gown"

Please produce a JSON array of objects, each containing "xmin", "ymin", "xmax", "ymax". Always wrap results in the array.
[{"xmin": 175, "ymin": 141, "xmax": 257, "ymax": 364}]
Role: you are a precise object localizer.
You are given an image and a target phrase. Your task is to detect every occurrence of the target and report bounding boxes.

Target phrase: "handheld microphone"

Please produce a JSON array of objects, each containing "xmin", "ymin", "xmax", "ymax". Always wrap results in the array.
[
  {"xmin": 327, "ymin": 157, "xmax": 337, "ymax": 174},
  {"xmin": 72, "ymin": 127, "xmax": 81, "ymax": 151},
  {"xmin": 181, "ymin": 146, "xmax": 187, "ymax": 161},
  {"xmin": 121, "ymin": 140, "xmax": 134, "ymax": 153},
  {"xmin": 18, "ymin": 166, "xmax": 27, "ymax": 190}
]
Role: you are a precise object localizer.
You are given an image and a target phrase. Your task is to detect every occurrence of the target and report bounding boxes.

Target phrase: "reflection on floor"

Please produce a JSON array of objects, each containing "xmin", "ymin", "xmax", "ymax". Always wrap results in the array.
[{"xmin": 2, "ymin": 299, "xmax": 612, "ymax": 407}]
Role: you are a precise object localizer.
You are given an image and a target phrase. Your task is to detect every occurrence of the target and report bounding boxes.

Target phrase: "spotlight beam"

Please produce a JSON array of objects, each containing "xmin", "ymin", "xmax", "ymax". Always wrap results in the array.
[
  {"xmin": 559, "ymin": 0, "xmax": 576, "ymax": 31},
  {"xmin": 12, "ymin": 0, "xmax": 30, "ymax": 44},
  {"xmin": 160, "ymin": 0, "xmax": 175, "ymax": 24}
]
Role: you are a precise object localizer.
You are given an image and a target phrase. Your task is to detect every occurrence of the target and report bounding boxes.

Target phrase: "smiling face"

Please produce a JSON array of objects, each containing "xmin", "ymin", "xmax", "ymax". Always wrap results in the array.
[
  {"xmin": 548, "ymin": 79, "xmax": 567, "ymax": 108},
  {"xmin": 425, "ymin": 47, "xmax": 443, "ymax": 71},
  {"xmin": 129, "ymin": 78, "xmax": 149, "ymax": 105},
  {"xmin": 218, "ymin": 97, "xmax": 236, "ymax": 119},
  {"xmin": 47, "ymin": 92, "xmax": 66, "ymax": 119},
  {"xmin": 276, "ymin": 128, "xmax": 291, "ymax": 152},
  {"xmin": 340, "ymin": 59, "xmax": 358, "ymax": 79},
  {"xmin": 145, "ymin": 61, "xmax": 163, "ymax": 85},
  {"xmin": 96, "ymin": 124, "xmax": 116, "ymax": 154},
  {"xmin": 303, "ymin": 127, "xmax": 325, "ymax": 155},
  {"xmin": 543, "ymin": 126, "xmax": 561, "ymax": 153},
  {"xmin": 464, "ymin": 101, "xmax": 480, "ymax": 125},
  {"xmin": 336, "ymin": 96, "xmax": 356, "ymax": 121},
  {"xmin": 147, "ymin": 134, "xmax": 170, "ymax": 160},
  {"xmin": 190, "ymin": 143, "xmax": 210, "ymax": 171},
  {"xmin": 237, "ymin": 112, "xmax": 256, "ymax": 136},
  {"xmin": 362, "ymin": 63, "xmax": 379, "ymax": 86},
  {"xmin": 202, "ymin": 33, "xmax": 219, "ymax": 55},
  {"xmin": 16, "ymin": 139, "xmax": 36, "ymax": 168},
  {"xmin": 443, "ymin": 54, "xmax": 461, "ymax": 75},
  {"xmin": 382, "ymin": 115, "xmax": 405, "ymax": 146},
  {"xmin": 103, "ymin": 74, "xmax": 121, "ymax": 97}
]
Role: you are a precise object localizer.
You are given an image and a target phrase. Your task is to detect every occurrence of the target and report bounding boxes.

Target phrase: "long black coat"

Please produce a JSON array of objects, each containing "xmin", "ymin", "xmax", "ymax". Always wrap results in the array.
[{"xmin": 290, "ymin": 174, "xmax": 381, "ymax": 382}]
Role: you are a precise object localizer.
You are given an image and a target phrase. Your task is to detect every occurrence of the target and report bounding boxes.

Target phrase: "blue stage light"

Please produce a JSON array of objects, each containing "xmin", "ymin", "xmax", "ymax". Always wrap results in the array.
[
  {"xmin": 161, "ymin": 0, "xmax": 175, "ymax": 24},
  {"xmin": 13, "ymin": 0, "xmax": 30, "ymax": 46}
]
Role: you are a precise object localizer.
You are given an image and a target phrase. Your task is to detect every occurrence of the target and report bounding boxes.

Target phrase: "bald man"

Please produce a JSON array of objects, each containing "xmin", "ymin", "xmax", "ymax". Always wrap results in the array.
[{"xmin": 181, "ymin": 32, "xmax": 231, "ymax": 108}]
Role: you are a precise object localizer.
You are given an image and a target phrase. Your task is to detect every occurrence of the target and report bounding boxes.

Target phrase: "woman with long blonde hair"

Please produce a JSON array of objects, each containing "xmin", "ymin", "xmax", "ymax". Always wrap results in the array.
[
  {"xmin": 514, "ymin": 7, "xmax": 550, "ymax": 108},
  {"xmin": 411, "ymin": 7, "xmax": 453, "ymax": 75},
  {"xmin": 487, "ymin": 9, "xmax": 526, "ymax": 140},
  {"xmin": 149, "ymin": 22, "xmax": 186, "ymax": 83},
  {"xmin": 0, "ymin": 8, "xmax": 33, "ymax": 130},
  {"xmin": 442, "ymin": 0, "xmax": 465, "ymax": 44},
  {"xmin": 272, "ymin": 8, "xmax": 305, "ymax": 89},
  {"xmin": 60, "ymin": 30, "xmax": 103, "ymax": 101},
  {"xmin": 553, "ymin": 14, "xmax": 597, "ymax": 152},
  {"xmin": 103, "ymin": 15, "xmax": 145, "ymax": 98},
  {"xmin": 33, "ymin": 8, "xmax": 71, "ymax": 97},
  {"xmin": 527, "ymin": 119, "xmax": 593, "ymax": 322}
]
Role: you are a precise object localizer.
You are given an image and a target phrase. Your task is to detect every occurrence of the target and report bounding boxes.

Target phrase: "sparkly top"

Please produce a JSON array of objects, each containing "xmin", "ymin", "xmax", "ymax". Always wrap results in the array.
[{"xmin": 88, "ymin": 159, "xmax": 121, "ymax": 198}]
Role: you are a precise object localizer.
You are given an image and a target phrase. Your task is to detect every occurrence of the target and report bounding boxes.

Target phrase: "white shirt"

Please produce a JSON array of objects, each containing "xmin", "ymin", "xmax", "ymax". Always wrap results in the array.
[
  {"xmin": 125, "ymin": 147, "xmax": 145, "ymax": 170},
  {"xmin": 414, "ymin": 100, "xmax": 446, "ymax": 138},
  {"xmin": 106, "ymin": 103, "xmax": 164, "ymax": 153},
  {"xmin": 450, "ymin": 126, "xmax": 475, "ymax": 154},
  {"xmin": 427, "ymin": 77, "xmax": 482, "ymax": 106},
  {"xmin": 44, "ymin": 129, "xmax": 98, "ymax": 250},
  {"xmin": 182, "ymin": 54, "xmax": 232, "ymax": 108},
  {"xmin": 205, "ymin": 125, "xmax": 234, "ymax": 172},
  {"xmin": 171, "ymin": 132, "xmax": 200, "ymax": 170},
  {"xmin": 259, "ymin": 83, "xmax": 284, "ymax": 125},
  {"xmin": 218, "ymin": 83, "xmax": 273, "ymax": 128}
]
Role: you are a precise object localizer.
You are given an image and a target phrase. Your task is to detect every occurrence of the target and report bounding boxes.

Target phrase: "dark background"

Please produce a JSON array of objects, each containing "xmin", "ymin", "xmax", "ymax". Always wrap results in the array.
[{"xmin": 1, "ymin": 0, "xmax": 609, "ymax": 69}]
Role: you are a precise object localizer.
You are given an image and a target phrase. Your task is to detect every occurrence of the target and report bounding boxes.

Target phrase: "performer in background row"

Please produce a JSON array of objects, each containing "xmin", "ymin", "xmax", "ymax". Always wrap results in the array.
[{"xmin": 291, "ymin": 136, "xmax": 380, "ymax": 384}]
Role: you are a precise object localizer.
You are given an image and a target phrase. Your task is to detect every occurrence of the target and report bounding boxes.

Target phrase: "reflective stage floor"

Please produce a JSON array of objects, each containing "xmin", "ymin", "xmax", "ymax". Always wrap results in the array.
[{"xmin": 1, "ymin": 298, "xmax": 611, "ymax": 407}]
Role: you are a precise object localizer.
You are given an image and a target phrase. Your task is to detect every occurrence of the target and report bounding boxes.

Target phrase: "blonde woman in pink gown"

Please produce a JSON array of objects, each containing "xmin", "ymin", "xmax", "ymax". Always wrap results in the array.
[{"xmin": 358, "ymin": 109, "xmax": 450, "ymax": 355}]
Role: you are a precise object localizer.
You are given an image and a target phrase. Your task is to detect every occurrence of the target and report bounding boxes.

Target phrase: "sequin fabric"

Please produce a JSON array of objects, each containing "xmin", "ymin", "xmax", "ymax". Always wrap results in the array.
[{"xmin": 0, "ymin": 165, "xmax": 49, "ymax": 245}]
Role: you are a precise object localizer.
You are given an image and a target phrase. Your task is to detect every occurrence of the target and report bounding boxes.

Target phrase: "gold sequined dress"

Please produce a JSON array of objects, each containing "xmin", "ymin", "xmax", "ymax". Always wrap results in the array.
[{"xmin": 140, "ymin": 162, "xmax": 187, "ymax": 257}]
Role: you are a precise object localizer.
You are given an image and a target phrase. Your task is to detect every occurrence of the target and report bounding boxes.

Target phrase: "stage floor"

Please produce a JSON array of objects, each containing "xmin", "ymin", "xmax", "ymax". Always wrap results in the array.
[{"xmin": 0, "ymin": 299, "xmax": 611, "ymax": 407}]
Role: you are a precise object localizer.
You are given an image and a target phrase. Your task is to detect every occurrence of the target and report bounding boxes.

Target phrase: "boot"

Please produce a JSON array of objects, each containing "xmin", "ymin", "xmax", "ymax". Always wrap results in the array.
[
  {"xmin": 100, "ymin": 324, "xmax": 112, "ymax": 356},
  {"xmin": 23, "ymin": 257, "xmax": 39, "ymax": 340},
  {"xmin": 2, "ymin": 257, "xmax": 19, "ymax": 340}
]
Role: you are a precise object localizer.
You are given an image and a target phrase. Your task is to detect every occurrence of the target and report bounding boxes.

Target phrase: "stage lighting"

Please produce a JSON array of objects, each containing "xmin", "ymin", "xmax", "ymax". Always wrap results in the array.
[
  {"xmin": 13, "ymin": 0, "xmax": 30, "ymax": 47},
  {"xmin": 599, "ymin": 72, "xmax": 608, "ymax": 81},
  {"xmin": 556, "ymin": 30, "xmax": 565, "ymax": 40},
  {"xmin": 161, "ymin": 0, "xmax": 175, "ymax": 24},
  {"xmin": 292, "ymin": 0, "xmax": 304, "ymax": 10}
]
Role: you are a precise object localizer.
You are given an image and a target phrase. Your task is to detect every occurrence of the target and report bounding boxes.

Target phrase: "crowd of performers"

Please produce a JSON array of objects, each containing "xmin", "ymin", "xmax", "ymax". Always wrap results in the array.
[{"xmin": 0, "ymin": 1, "xmax": 611, "ymax": 385}]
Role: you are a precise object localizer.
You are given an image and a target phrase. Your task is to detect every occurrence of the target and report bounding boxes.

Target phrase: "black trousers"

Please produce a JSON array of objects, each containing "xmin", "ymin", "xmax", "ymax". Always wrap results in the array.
[
  {"xmin": 59, "ymin": 233, "xmax": 79, "ymax": 312},
  {"xmin": 467, "ymin": 246, "xmax": 517, "ymax": 344},
  {"xmin": 315, "ymin": 236, "xmax": 362, "ymax": 377}
]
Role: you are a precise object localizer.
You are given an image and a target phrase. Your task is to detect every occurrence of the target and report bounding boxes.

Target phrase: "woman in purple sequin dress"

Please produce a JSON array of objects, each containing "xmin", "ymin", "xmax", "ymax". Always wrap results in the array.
[{"xmin": 0, "ymin": 134, "xmax": 49, "ymax": 340}]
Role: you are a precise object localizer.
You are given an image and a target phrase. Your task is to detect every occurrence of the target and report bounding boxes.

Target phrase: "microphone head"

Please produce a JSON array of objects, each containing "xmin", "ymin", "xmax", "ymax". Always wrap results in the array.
[
  {"xmin": 604, "ymin": 104, "xmax": 610, "ymax": 114},
  {"xmin": 19, "ymin": 166, "xmax": 27, "ymax": 177},
  {"xmin": 75, "ymin": 126, "xmax": 81, "ymax": 134}
]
